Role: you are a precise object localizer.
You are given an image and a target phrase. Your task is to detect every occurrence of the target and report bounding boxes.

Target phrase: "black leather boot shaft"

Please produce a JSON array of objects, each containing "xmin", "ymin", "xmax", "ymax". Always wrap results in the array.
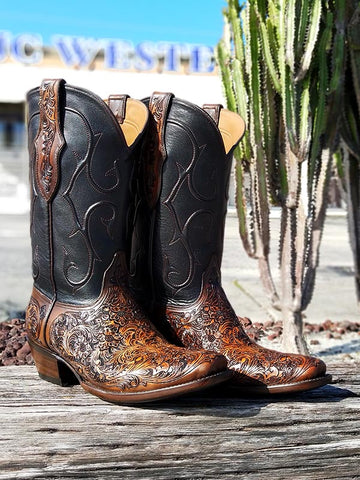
[
  {"xmin": 137, "ymin": 95, "xmax": 237, "ymax": 305},
  {"xmin": 27, "ymin": 80, "xmax": 143, "ymax": 304}
]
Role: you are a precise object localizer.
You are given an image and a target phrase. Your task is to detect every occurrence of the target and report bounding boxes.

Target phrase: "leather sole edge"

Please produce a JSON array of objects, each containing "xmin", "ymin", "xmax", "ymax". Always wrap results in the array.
[{"xmin": 229, "ymin": 373, "xmax": 333, "ymax": 395}]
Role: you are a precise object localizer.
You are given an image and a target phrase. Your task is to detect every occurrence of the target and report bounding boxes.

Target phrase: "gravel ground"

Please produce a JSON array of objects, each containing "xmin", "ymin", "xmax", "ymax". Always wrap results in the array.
[{"xmin": 1, "ymin": 315, "xmax": 359, "ymax": 368}]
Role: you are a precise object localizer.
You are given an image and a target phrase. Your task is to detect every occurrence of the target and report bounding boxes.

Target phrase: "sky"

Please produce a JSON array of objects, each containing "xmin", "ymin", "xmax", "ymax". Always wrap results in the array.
[{"xmin": 0, "ymin": 0, "xmax": 228, "ymax": 46}]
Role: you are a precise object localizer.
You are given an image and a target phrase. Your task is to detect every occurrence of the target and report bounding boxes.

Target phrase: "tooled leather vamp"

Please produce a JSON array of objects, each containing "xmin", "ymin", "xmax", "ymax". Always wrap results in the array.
[
  {"xmin": 47, "ymin": 284, "xmax": 221, "ymax": 391},
  {"xmin": 164, "ymin": 281, "xmax": 326, "ymax": 387}
]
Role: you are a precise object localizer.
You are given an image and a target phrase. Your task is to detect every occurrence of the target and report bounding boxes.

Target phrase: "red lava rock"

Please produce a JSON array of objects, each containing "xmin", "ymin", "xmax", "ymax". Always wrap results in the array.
[
  {"xmin": 25, "ymin": 353, "xmax": 33, "ymax": 364},
  {"xmin": 16, "ymin": 342, "xmax": 31, "ymax": 360},
  {"xmin": 313, "ymin": 324, "xmax": 323, "ymax": 333},
  {"xmin": 238, "ymin": 317, "xmax": 265, "ymax": 342},
  {"xmin": 322, "ymin": 319, "xmax": 332, "ymax": 330},
  {"xmin": 10, "ymin": 318, "xmax": 23, "ymax": 326},
  {"xmin": 247, "ymin": 317, "xmax": 359, "ymax": 344},
  {"xmin": 0, "ymin": 318, "xmax": 34, "ymax": 366},
  {"xmin": 1, "ymin": 314, "xmax": 359, "ymax": 366},
  {"xmin": 2, "ymin": 357, "xmax": 18, "ymax": 366},
  {"xmin": 12, "ymin": 341, "xmax": 23, "ymax": 350},
  {"xmin": 239, "ymin": 317, "xmax": 252, "ymax": 328}
]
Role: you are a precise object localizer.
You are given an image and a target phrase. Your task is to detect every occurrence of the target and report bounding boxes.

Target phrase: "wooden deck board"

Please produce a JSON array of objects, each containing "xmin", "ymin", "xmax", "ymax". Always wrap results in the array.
[{"xmin": 0, "ymin": 363, "xmax": 359, "ymax": 479}]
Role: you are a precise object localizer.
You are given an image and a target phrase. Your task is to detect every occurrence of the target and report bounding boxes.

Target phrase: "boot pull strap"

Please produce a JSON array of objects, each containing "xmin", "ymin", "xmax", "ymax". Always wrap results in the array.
[
  {"xmin": 149, "ymin": 92, "xmax": 173, "ymax": 159},
  {"xmin": 144, "ymin": 92, "xmax": 173, "ymax": 209},
  {"xmin": 34, "ymin": 79, "xmax": 65, "ymax": 202},
  {"xmin": 108, "ymin": 94, "xmax": 129, "ymax": 124},
  {"xmin": 203, "ymin": 104, "xmax": 223, "ymax": 126}
]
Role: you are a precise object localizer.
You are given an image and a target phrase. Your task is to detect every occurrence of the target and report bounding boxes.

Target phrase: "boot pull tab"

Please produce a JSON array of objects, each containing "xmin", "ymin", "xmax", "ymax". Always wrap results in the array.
[
  {"xmin": 144, "ymin": 92, "xmax": 174, "ymax": 209},
  {"xmin": 34, "ymin": 79, "xmax": 66, "ymax": 202},
  {"xmin": 149, "ymin": 92, "xmax": 173, "ymax": 159},
  {"xmin": 108, "ymin": 94, "xmax": 129, "ymax": 124},
  {"xmin": 203, "ymin": 104, "xmax": 223, "ymax": 126}
]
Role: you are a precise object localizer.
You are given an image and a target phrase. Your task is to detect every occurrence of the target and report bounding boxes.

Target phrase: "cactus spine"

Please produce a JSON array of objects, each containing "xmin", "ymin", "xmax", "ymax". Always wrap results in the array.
[{"xmin": 217, "ymin": 0, "xmax": 345, "ymax": 353}]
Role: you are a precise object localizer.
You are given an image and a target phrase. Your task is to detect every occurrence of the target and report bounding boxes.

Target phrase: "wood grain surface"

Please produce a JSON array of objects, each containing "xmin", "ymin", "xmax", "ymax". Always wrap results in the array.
[{"xmin": 0, "ymin": 363, "xmax": 359, "ymax": 479}]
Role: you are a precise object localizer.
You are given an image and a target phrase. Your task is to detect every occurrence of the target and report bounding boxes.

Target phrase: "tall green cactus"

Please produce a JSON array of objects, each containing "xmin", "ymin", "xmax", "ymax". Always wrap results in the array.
[
  {"xmin": 341, "ymin": 3, "xmax": 360, "ymax": 308},
  {"xmin": 217, "ymin": 0, "xmax": 345, "ymax": 353}
]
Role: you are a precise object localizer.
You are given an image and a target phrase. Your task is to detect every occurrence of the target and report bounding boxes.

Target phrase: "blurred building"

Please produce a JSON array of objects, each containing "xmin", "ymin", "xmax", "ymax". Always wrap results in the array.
[{"xmin": 0, "ymin": 32, "xmax": 231, "ymax": 214}]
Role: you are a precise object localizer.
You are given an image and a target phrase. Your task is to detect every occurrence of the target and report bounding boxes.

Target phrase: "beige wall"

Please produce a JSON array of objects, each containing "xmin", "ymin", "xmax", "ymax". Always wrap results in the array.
[{"xmin": 0, "ymin": 59, "xmax": 225, "ymax": 105}]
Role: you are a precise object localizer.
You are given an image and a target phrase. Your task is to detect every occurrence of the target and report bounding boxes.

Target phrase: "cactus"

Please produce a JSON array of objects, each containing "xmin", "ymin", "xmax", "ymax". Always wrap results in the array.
[
  {"xmin": 217, "ymin": 0, "xmax": 346, "ymax": 353},
  {"xmin": 340, "ymin": 3, "xmax": 360, "ymax": 308}
]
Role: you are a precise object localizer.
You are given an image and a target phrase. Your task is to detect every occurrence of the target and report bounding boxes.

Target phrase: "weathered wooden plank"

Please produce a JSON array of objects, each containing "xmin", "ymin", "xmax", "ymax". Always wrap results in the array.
[{"xmin": 0, "ymin": 364, "xmax": 359, "ymax": 479}]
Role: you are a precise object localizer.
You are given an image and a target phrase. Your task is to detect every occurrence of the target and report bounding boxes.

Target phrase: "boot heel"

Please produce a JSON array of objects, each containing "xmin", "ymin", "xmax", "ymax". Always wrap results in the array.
[{"xmin": 29, "ymin": 340, "xmax": 78, "ymax": 387}]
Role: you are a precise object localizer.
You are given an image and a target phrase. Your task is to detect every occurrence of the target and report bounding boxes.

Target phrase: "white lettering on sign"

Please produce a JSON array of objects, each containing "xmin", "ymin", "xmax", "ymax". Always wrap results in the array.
[{"xmin": 0, "ymin": 31, "xmax": 215, "ymax": 73}]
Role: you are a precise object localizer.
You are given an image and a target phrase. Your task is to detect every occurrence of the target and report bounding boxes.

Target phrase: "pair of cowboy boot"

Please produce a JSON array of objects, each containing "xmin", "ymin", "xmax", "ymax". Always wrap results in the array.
[
  {"xmin": 25, "ymin": 80, "xmax": 230, "ymax": 404},
  {"xmin": 26, "ymin": 80, "xmax": 331, "ymax": 405}
]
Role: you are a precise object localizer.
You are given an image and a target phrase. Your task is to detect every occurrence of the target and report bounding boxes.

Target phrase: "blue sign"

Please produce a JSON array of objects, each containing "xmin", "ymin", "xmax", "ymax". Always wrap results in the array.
[{"xmin": 0, "ymin": 32, "xmax": 215, "ymax": 73}]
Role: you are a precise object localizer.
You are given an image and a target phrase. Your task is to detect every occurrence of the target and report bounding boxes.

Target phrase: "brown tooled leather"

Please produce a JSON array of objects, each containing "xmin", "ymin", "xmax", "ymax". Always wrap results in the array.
[
  {"xmin": 162, "ymin": 276, "xmax": 326, "ymax": 388},
  {"xmin": 26, "ymin": 253, "xmax": 226, "ymax": 393},
  {"xmin": 26, "ymin": 288, "xmax": 53, "ymax": 347},
  {"xmin": 142, "ymin": 92, "xmax": 173, "ymax": 209},
  {"xmin": 34, "ymin": 79, "xmax": 65, "ymax": 202}
]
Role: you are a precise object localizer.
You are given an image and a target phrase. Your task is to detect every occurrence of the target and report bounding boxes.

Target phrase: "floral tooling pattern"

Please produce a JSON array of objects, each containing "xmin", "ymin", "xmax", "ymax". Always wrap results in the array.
[
  {"xmin": 49, "ymin": 283, "xmax": 219, "ymax": 390},
  {"xmin": 165, "ymin": 280, "xmax": 326, "ymax": 386},
  {"xmin": 26, "ymin": 296, "xmax": 42, "ymax": 340},
  {"xmin": 34, "ymin": 79, "xmax": 65, "ymax": 201}
]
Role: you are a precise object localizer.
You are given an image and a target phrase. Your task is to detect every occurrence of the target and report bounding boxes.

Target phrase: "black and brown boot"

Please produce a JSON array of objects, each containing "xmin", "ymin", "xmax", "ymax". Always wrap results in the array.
[
  {"xmin": 131, "ymin": 92, "xmax": 331, "ymax": 395},
  {"xmin": 25, "ymin": 80, "xmax": 231, "ymax": 404}
]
